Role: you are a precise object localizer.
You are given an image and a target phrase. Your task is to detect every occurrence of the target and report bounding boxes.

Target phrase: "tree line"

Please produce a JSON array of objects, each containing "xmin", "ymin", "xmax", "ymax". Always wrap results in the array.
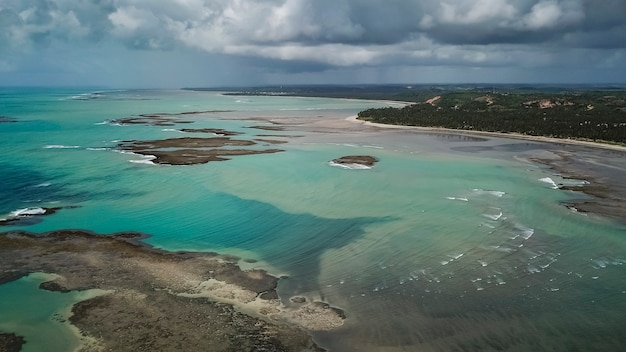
[{"xmin": 358, "ymin": 92, "xmax": 626, "ymax": 145}]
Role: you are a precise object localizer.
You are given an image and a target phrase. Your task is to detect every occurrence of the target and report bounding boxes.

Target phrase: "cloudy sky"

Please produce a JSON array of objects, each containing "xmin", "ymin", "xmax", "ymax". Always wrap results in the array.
[{"xmin": 1, "ymin": 0, "xmax": 625, "ymax": 88}]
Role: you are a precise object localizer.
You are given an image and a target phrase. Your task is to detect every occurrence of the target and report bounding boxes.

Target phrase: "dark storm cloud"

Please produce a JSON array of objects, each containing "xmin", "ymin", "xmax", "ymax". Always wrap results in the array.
[
  {"xmin": 0, "ymin": 0, "xmax": 625, "ymax": 85},
  {"xmin": 2, "ymin": 1, "xmax": 625, "ymax": 52},
  {"xmin": 415, "ymin": 0, "xmax": 626, "ymax": 47}
]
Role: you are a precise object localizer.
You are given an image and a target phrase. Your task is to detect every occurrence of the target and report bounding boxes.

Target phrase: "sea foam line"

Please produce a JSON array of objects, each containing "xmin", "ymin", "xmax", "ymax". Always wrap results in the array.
[
  {"xmin": 539, "ymin": 177, "xmax": 559, "ymax": 189},
  {"xmin": 129, "ymin": 155, "xmax": 157, "ymax": 165},
  {"xmin": 9, "ymin": 207, "xmax": 47, "ymax": 217},
  {"xmin": 86, "ymin": 147, "xmax": 110, "ymax": 151},
  {"xmin": 328, "ymin": 161, "xmax": 372, "ymax": 170},
  {"xmin": 472, "ymin": 188, "xmax": 506, "ymax": 197},
  {"xmin": 483, "ymin": 208, "xmax": 503, "ymax": 221},
  {"xmin": 44, "ymin": 145, "xmax": 80, "ymax": 149},
  {"xmin": 446, "ymin": 196, "xmax": 469, "ymax": 202}
]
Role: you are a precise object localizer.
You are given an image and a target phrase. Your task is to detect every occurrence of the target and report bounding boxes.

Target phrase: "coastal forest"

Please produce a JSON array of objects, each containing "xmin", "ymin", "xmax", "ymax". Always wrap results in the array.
[{"xmin": 358, "ymin": 90, "xmax": 626, "ymax": 145}]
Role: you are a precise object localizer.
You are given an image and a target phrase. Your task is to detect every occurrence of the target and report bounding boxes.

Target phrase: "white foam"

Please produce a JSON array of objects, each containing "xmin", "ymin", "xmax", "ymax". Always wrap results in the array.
[
  {"xmin": 446, "ymin": 197, "xmax": 469, "ymax": 202},
  {"xmin": 162, "ymin": 128, "xmax": 184, "ymax": 133},
  {"xmin": 115, "ymin": 150, "xmax": 139, "ymax": 155},
  {"xmin": 540, "ymin": 258, "xmax": 557, "ymax": 269},
  {"xmin": 527, "ymin": 266, "xmax": 541, "ymax": 273},
  {"xmin": 86, "ymin": 147, "xmax": 110, "ymax": 151},
  {"xmin": 472, "ymin": 188, "xmax": 505, "ymax": 197},
  {"xmin": 44, "ymin": 145, "xmax": 80, "ymax": 149},
  {"xmin": 489, "ymin": 245, "xmax": 515, "ymax": 253},
  {"xmin": 33, "ymin": 183, "xmax": 51, "ymax": 188},
  {"xmin": 129, "ymin": 155, "xmax": 156, "ymax": 165},
  {"xmin": 591, "ymin": 257, "xmax": 625, "ymax": 269},
  {"xmin": 129, "ymin": 159, "xmax": 155, "ymax": 165},
  {"xmin": 449, "ymin": 253, "xmax": 465, "ymax": 260},
  {"xmin": 10, "ymin": 207, "xmax": 46, "ymax": 217},
  {"xmin": 483, "ymin": 210, "xmax": 503, "ymax": 221},
  {"xmin": 328, "ymin": 161, "xmax": 372, "ymax": 170},
  {"xmin": 592, "ymin": 259, "xmax": 607, "ymax": 269},
  {"xmin": 521, "ymin": 228, "xmax": 534, "ymax": 240},
  {"xmin": 94, "ymin": 121, "xmax": 107, "ymax": 125},
  {"xmin": 539, "ymin": 177, "xmax": 559, "ymax": 189}
]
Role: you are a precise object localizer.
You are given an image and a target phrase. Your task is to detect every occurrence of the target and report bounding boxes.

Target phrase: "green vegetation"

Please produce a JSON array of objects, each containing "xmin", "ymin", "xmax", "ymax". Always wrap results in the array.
[{"xmin": 358, "ymin": 90, "xmax": 626, "ymax": 144}]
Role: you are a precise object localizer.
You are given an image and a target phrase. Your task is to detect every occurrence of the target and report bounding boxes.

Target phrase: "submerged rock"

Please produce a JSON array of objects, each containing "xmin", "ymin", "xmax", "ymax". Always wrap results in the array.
[
  {"xmin": 118, "ymin": 137, "xmax": 284, "ymax": 165},
  {"xmin": 0, "ymin": 207, "xmax": 66, "ymax": 226},
  {"xmin": 0, "ymin": 333, "xmax": 25, "ymax": 352},
  {"xmin": 331, "ymin": 155, "xmax": 379, "ymax": 167},
  {"xmin": 0, "ymin": 116, "xmax": 17, "ymax": 123},
  {"xmin": 0, "ymin": 230, "xmax": 324, "ymax": 351},
  {"xmin": 290, "ymin": 296, "xmax": 307, "ymax": 303}
]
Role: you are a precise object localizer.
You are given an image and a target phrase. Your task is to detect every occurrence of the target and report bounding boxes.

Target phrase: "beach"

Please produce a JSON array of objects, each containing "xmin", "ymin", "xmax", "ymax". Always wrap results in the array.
[{"xmin": 347, "ymin": 114, "xmax": 626, "ymax": 152}]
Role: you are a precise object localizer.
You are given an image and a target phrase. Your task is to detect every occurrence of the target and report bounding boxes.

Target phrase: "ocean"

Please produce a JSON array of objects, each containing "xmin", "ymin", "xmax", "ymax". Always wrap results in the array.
[{"xmin": 1, "ymin": 87, "xmax": 625, "ymax": 351}]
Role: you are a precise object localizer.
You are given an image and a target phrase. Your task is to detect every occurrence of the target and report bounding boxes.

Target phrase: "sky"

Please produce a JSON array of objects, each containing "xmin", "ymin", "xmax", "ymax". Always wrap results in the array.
[{"xmin": 1, "ymin": 0, "xmax": 626, "ymax": 88}]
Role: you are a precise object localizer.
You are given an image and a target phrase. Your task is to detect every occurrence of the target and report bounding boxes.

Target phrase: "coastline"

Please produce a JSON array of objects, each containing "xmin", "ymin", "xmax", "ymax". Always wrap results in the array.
[
  {"xmin": 2, "ymin": 89, "xmax": 626, "ymax": 352},
  {"xmin": 344, "ymin": 111, "xmax": 626, "ymax": 223},
  {"xmin": 346, "ymin": 114, "xmax": 626, "ymax": 153}
]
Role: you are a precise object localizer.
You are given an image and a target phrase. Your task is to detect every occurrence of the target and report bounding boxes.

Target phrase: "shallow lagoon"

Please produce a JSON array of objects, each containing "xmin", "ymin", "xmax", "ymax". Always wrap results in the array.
[{"xmin": 1, "ymin": 88, "xmax": 625, "ymax": 351}]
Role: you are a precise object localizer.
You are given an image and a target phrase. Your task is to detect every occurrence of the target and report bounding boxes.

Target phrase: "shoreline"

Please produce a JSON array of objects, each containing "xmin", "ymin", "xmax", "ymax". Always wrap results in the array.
[
  {"xmin": 344, "ymin": 112, "xmax": 626, "ymax": 223},
  {"xmin": 346, "ymin": 114, "xmax": 626, "ymax": 153}
]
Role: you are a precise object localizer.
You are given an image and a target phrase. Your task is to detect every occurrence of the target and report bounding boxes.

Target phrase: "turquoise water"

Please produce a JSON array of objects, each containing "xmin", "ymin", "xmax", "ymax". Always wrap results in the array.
[
  {"xmin": 1, "ymin": 88, "xmax": 625, "ymax": 351},
  {"xmin": 0, "ymin": 273, "xmax": 105, "ymax": 352}
]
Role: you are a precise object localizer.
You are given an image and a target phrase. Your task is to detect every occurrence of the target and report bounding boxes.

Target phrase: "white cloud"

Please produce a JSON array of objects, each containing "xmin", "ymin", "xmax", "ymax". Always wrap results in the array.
[
  {"xmin": 522, "ymin": 0, "xmax": 584, "ymax": 30},
  {"xmin": 109, "ymin": 7, "xmax": 145, "ymax": 33},
  {"xmin": 0, "ymin": 0, "xmax": 624, "ymax": 86},
  {"xmin": 437, "ymin": 0, "xmax": 518, "ymax": 26},
  {"xmin": 225, "ymin": 43, "xmax": 380, "ymax": 66}
]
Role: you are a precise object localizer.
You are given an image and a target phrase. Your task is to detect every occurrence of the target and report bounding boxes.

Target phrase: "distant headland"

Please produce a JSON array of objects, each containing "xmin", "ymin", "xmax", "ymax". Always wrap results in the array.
[{"xmin": 187, "ymin": 84, "xmax": 626, "ymax": 147}]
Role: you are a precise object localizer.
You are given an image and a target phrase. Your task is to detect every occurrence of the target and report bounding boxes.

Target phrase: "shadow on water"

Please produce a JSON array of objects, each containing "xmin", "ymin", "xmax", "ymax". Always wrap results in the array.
[
  {"xmin": 193, "ymin": 192, "xmax": 393, "ymax": 294},
  {"xmin": 0, "ymin": 163, "xmax": 70, "ymax": 213}
]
